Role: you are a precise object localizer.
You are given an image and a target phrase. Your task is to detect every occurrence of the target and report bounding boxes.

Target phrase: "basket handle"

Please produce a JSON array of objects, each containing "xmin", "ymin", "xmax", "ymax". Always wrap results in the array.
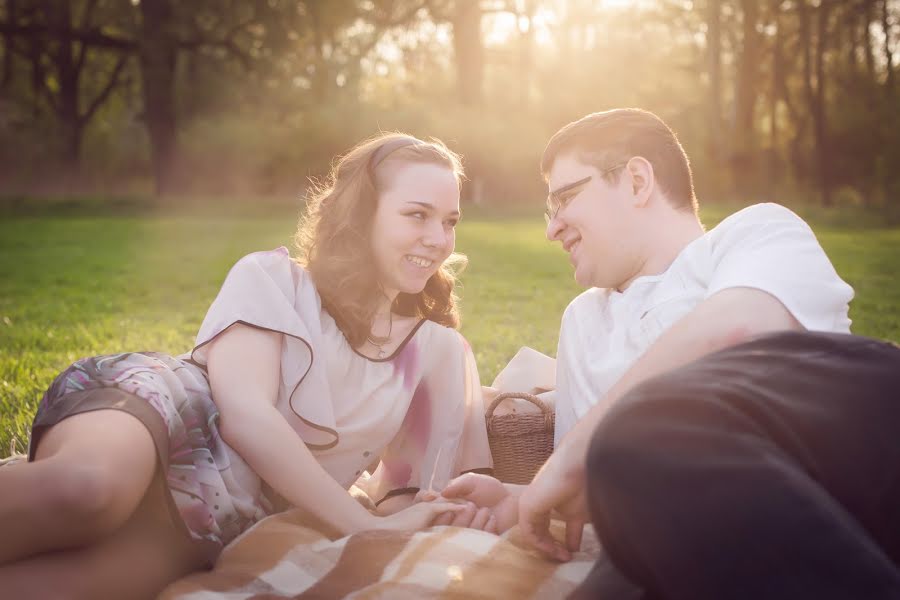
[{"xmin": 486, "ymin": 392, "xmax": 553, "ymax": 431}]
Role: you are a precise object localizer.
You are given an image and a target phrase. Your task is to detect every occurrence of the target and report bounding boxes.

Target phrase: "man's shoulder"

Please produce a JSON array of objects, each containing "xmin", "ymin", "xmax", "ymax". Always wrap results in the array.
[
  {"xmin": 562, "ymin": 287, "xmax": 610, "ymax": 323},
  {"xmin": 711, "ymin": 203, "xmax": 805, "ymax": 234},
  {"xmin": 707, "ymin": 202, "xmax": 812, "ymax": 249}
]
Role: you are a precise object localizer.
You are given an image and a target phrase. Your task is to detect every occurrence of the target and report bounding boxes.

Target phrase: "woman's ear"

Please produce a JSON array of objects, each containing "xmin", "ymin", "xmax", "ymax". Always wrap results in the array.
[{"xmin": 626, "ymin": 157, "xmax": 655, "ymax": 207}]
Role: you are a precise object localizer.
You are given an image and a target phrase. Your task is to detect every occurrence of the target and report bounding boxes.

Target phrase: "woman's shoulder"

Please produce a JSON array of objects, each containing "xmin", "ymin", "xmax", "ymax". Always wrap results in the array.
[
  {"xmin": 226, "ymin": 247, "xmax": 315, "ymax": 289},
  {"xmin": 230, "ymin": 246, "xmax": 300, "ymax": 273},
  {"xmin": 416, "ymin": 319, "xmax": 469, "ymax": 354}
]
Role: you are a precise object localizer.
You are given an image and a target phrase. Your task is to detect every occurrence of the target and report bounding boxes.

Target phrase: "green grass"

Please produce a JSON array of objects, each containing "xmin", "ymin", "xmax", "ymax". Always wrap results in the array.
[{"xmin": 2, "ymin": 207, "xmax": 898, "ymax": 457}]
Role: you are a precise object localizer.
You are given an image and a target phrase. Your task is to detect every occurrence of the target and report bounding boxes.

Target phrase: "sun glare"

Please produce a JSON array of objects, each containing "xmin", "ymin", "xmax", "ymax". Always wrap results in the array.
[
  {"xmin": 483, "ymin": 0, "xmax": 645, "ymax": 46},
  {"xmin": 599, "ymin": 0, "xmax": 641, "ymax": 7}
]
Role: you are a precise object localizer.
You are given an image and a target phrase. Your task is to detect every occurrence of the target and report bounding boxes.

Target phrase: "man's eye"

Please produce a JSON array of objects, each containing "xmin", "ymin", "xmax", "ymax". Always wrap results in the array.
[{"xmin": 444, "ymin": 219, "xmax": 458, "ymax": 228}]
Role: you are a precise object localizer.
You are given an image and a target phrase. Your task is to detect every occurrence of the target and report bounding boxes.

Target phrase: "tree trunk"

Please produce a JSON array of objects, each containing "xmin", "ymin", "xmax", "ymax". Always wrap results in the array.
[
  {"xmin": 48, "ymin": 0, "xmax": 82, "ymax": 171},
  {"xmin": 518, "ymin": 0, "xmax": 536, "ymax": 108},
  {"xmin": 308, "ymin": 0, "xmax": 330, "ymax": 105},
  {"xmin": 138, "ymin": 0, "xmax": 179, "ymax": 196},
  {"xmin": 864, "ymin": 0, "xmax": 876, "ymax": 81},
  {"xmin": 843, "ymin": 1, "xmax": 859, "ymax": 78},
  {"xmin": 731, "ymin": 0, "xmax": 762, "ymax": 197},
  {"xmin": 883, "ymin": 0, "xmax": 895, "ymax": 96},
  {"xmin": 706, "ymin": 0, "xmax": 725, "ymax": 197},
  {"xmin": 2, "ymin": 0, "xmax": 16, "ymax": 89},
  {"xmin": 768, "ymin": 0, "xmax": 783, "ymax": 201},
  {"xmin": 813, "ymin": 0, "xmax": 833, "ymax": 206},
  {"xmin": 27, "ymin": 19, "xmax": 45, "ymax": 118},
  {"xmin": 452, "ymin": 0, "xmax": 483, "ymax": 106}
]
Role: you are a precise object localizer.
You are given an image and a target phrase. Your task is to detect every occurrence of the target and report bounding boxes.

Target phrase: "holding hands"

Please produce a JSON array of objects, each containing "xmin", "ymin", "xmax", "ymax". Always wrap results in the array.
[
  {"xmin": 418, "ymin": 430, "xmax": 592, "ymax": 563},
  {"xmin": 431, "ymin": 473, "xmax": 519, "ymax": 533},
  {"xmin": 373, "ymin": 499, "xmax": 472, "ymax": 532},
  {"xmin": 415, "ymin": 479, "xmax": 500, "ymax": 534}
]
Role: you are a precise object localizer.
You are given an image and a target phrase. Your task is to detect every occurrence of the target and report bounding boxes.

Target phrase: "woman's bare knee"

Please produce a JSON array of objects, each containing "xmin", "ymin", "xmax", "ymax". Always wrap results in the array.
[
  {"xmin": 41, "ymin": 461, "xmax": 131, "ymax": 534},
  {"xmin": 30, "ymin": 410, "xmax": 158, "ymax": 530}
]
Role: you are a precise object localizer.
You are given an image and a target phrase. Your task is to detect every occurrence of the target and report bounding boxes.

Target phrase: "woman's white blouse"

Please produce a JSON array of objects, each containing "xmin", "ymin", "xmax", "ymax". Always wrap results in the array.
[{"xmin": 188, "ymin": 247, "xmax": 492, "ymax": 513}]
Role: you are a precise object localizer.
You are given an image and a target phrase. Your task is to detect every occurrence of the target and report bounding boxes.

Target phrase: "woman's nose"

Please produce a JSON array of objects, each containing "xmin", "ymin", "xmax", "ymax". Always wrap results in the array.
[{"xmin": 422, "ymin": 220, "xmax": 447, "ymax": 248}]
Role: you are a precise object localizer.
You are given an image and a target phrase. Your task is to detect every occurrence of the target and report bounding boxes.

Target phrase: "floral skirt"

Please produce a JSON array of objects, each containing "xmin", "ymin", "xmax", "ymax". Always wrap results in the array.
[{"xmin": 30, "ymin": 352, "xmax": 271, "ymax": 560}]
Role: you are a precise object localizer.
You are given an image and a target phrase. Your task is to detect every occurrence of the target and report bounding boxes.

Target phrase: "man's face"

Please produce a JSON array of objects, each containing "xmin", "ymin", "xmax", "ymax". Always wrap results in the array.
[{"xmin": 545, "ymin": 152, "xmax": 643, "ymax": 289}]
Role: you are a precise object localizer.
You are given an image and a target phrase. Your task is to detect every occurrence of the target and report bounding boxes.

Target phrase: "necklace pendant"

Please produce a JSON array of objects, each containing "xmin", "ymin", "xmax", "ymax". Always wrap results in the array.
[{"xmin": 378, "ymin": 348, "xmax": 387, "ymax": 358}]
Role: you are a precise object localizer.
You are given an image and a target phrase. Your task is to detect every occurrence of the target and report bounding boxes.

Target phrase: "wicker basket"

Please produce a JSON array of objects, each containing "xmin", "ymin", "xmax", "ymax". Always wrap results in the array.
[{"xmin": 486, "ymin": 392, "xmax": 554, "ymax": 485}]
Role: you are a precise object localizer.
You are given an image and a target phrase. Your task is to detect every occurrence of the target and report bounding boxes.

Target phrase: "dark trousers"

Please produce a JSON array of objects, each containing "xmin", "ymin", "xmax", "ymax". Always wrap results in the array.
[{"xmin": 574, "ymin": 331, "xmax": 900, "ymax": 600}]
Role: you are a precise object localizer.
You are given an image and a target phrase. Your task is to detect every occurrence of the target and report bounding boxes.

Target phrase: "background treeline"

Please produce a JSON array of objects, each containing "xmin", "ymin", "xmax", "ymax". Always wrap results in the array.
[{"xmin": 1, "ymin": 0, "xmax": 898, "ymax": 210}]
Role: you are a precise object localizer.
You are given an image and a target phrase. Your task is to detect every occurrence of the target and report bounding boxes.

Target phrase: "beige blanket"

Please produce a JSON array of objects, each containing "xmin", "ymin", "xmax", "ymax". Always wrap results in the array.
[
  {"xmin": 159, "ymin": 508, "xmax": 618, "ymax": 599},
  {"xmin": 160, "ymin": 349, "xmax": 642, "ymax": 599}
]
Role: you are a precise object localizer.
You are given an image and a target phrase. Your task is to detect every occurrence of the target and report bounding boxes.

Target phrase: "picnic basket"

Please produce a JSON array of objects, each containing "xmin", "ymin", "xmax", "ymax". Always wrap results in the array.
[{"xmin": 486, "ymin": 392, "xmax": 555, "ymax": 484}]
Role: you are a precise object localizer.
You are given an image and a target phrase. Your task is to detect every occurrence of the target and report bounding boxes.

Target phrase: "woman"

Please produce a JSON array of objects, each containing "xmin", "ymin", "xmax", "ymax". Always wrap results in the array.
[{"xmin": 0, "ymin": 133, "xmax": 494, "ymax": 599}]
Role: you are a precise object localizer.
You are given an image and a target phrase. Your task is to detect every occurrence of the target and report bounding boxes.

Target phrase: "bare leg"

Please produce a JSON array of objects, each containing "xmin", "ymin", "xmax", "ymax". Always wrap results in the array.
[
  {"xmin": 0, "ymin": 409, "xmax": 158, "ymax": 563},
  {"xmin": 0, "ymin": 466, "xmax": 209, "ymax": 600}
]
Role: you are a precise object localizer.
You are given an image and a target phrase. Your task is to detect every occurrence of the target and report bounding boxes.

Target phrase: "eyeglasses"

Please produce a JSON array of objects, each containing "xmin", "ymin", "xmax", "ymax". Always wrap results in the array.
[{"xmin": 544, "ymin": 162, "xmax": 627, "ymax": 224}]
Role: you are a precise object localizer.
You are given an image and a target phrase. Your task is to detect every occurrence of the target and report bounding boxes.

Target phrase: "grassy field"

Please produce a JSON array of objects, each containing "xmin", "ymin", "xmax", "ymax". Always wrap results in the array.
[{"xmin": 2, "ymin": 205, "xmax": 898, "ymax": 457}]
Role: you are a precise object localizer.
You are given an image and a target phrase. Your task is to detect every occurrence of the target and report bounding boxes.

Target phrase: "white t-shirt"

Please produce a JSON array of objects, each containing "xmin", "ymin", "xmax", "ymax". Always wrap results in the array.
[{"xmin": 554, "ymin": 203, "xmax": 854, "ymax": 444}]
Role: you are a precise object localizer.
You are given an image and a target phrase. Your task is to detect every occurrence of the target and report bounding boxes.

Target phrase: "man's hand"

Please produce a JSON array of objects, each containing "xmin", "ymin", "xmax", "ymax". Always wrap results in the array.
[
  {"xmin": 518, "ymin": 433, "xmax": 591, "ymax": 562},
  {"xmin": 437, "ymin": 473, "xmax": 519, "ymax": 532}
]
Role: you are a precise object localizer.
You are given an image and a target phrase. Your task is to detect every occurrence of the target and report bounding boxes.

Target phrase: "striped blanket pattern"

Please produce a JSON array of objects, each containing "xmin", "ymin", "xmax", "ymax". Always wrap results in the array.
[{"xmin": 159, "ymin": 508, "xmax": 615, "ymax": 599}]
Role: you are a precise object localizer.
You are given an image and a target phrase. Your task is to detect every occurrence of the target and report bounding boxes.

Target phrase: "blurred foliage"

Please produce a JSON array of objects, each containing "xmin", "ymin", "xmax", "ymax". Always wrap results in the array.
[{"xmin": 0, "ymin": 0, "xmax": 898, "ymax": 211}]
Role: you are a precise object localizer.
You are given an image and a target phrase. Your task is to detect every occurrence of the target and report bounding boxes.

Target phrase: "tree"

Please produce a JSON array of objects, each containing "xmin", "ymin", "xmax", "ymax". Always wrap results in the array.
[{"xmin": 0, "ymin": 0, "xmax": 129, "ymax": 175}]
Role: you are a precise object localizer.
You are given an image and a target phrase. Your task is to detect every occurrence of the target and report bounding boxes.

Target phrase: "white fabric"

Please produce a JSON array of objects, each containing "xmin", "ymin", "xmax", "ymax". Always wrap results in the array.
[
  {"xmin": 491, "ymin": 346, "xmax": 557, "ymax": 393},
  {"xmin": 555, "ymin": 203, "xmax": 854, "ymax": 444},
  {"xmin": 488, "ymin": 347, "xmax": 557, "ymax": 416},
  {"xmin": 187, "ymin": 247, "xmax": 492, "ymax": 512}
]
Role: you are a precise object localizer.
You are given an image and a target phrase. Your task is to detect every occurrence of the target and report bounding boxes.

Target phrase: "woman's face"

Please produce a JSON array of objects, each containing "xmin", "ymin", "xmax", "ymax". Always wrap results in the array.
[{"xmin": 370, "ymin": 161, "xmax": 460, "ymax": 299}]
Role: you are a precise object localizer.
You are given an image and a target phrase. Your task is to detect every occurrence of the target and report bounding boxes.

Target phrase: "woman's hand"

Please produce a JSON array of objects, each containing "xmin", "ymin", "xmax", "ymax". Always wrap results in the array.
[{"xmin": 372, "ymin": 499, "xmax": 469, "ymax": 532}]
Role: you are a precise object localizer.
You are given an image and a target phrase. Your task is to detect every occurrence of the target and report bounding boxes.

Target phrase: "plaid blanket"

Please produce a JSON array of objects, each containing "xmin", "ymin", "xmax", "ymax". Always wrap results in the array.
[{"xmin": 159, "ymin": 508, "xmax": 633, "ymax": 599}]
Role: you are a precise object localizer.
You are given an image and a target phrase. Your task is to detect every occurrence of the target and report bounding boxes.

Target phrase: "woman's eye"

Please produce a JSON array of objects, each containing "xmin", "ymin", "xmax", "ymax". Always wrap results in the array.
[
  {"xmin": 407, "ymin": 211, "xmax": 426, "ymax": 220},
  {"xmin": 444, "ymin": 219, "xmax": 458, "ymax": 228}
]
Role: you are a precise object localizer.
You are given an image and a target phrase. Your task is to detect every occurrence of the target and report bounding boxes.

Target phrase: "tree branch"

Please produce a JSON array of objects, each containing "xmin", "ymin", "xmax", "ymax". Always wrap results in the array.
[
  {"xmin": 370, "ymin": 0, "xmax": 428, "ymax": 28},
  {"xmin": 80, "ymin": 53, "xmax": 129, "ymax": 126},
  {"xmin": 0, "ymin": 22, "xmax": 136, "ymax": 51},
  {"xmin": 74, "ymin": 0, "xmax": 100, "ymax": 72},
  {"xmin": 423, "ymin": 0, "xmax": 452, "ymax": 22}
]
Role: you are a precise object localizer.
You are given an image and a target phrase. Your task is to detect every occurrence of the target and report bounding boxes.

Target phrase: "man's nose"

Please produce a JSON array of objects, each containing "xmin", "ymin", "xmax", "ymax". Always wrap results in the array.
[{"xmin": 546, "ymin": 214, "xmax": 564, "ymax": 242}]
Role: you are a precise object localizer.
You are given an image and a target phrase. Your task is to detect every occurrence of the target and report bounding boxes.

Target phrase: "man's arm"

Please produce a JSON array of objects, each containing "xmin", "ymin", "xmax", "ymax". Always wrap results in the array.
[
  {"xmin": 564, "ymin": 286, "xmax": 800, "ymax": 458},
  {"xmin": 518, "ymin": 286, "xmax": 803, "ymax": 560}
]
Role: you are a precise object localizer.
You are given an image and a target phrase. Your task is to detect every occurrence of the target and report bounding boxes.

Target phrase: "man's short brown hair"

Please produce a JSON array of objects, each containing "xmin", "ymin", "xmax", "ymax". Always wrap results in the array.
[{"xmin": 541, "ymin": 108, "xmax": 698, "ymax": 213}]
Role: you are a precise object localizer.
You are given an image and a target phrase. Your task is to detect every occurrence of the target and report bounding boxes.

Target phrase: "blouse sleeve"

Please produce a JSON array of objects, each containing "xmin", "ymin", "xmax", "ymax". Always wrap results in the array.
[
  {"xmin": 358, "ymin": 330, "xmax": 493, "ymax": 505},
  {"xmin": 189, "ymin": 247, "xmax": 338, "ymax": 449}
]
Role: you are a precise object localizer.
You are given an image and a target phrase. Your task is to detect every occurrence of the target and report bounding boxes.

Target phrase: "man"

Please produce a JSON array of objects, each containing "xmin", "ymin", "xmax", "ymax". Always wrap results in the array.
[{"xmin": 442, "ymin": 108, "xmax": 900, "ymax": 598}]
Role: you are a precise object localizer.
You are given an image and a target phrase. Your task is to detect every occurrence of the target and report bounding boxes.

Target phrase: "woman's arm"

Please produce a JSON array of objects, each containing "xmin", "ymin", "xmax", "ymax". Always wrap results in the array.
[
  {"xmin": 207, "ymin": 323, "xmax": 376, "ymax": 536},
  {"xmin": 374, "ymin": 493, "xmax": 416, "ymax": 516},
  {"xmin": 206, "ymin": 323, "xmax": 465, "ymax": 535}
]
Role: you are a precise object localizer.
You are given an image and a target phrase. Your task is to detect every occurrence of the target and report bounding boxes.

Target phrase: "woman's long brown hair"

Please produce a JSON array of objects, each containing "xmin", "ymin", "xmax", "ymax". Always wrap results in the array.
[{"xmin": 294, "ymin": 133, "xmax": 467, "ymax": 349}]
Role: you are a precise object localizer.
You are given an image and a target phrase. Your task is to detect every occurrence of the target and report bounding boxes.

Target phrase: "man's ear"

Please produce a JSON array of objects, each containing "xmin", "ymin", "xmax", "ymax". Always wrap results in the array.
[{"xmin": 626, "ymin": 157, "xmax": 655, "ymax": 207}]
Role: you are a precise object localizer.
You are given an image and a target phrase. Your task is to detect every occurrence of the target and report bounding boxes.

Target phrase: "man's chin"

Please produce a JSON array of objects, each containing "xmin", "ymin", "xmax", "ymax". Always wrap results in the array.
[{"xmin": 573, "ymin": 268, "xmax": 594, "ymax": 288}]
